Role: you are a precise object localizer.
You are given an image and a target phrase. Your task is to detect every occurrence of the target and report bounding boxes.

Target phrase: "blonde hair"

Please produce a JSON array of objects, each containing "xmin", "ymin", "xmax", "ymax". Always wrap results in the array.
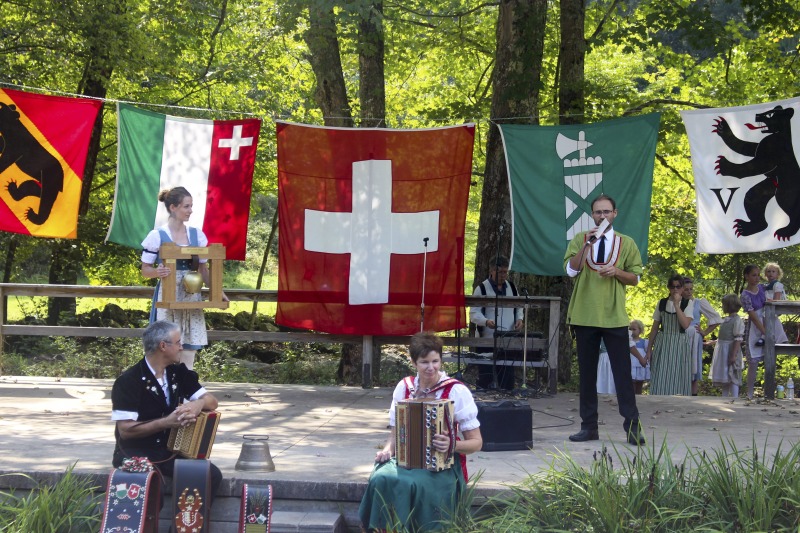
[
  {"xmin": 629, "ymin": 319, "xmax": 644, "ymax": 334},
  {"xmin": 721, "ymin": 294, "xmax": 742, "ymax": 314},
  {"xmin": 763, "ymin": 262, "xmax": 783, "ymax": 280}
]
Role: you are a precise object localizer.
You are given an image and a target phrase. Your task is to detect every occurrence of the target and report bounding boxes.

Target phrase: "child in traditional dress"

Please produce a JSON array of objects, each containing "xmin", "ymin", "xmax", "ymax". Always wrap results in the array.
[
  {"xmin": 763, "ymin": 262, "xmax": 787, "ymax": 302},
  {"xmin": 629, "ymin": 319, "xmax": 649, "ymax": 394},
  {"xmin": 741, "ymin": 264, "xmax": 788, "ymax": 399},
  {"xmin": 709, "ymin": 294, "xmax": 744, "ymax": 398},
  {"xmin": 751, "ymin": 262, "xmax": 788, "ymax": 347}
]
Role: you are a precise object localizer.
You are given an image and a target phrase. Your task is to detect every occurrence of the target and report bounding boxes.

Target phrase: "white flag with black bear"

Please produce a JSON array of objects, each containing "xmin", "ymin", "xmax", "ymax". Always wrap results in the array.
[{"xmin": 681, "ymin": 97, "xmax": 800, "ymax": 253}]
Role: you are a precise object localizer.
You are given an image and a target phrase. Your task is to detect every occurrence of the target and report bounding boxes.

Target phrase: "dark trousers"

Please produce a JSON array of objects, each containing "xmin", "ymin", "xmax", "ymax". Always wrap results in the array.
[{"xmin": 574, "ymin": 325, "xmax": 639, "ymax": 432}]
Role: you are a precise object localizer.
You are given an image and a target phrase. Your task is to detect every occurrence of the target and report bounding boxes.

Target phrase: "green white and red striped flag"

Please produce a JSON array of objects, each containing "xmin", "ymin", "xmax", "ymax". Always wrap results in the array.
[{"xmin": 106, "ymin": 103, "xmax": 261, "ymax": 260}]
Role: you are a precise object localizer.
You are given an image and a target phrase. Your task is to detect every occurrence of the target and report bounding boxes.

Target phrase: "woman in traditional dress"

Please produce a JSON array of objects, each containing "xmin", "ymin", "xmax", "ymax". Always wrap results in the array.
[
  {"xmin": 647, "ymin": 274, "xmax": 694, "ymax": 396},
  {"xmin": 141, "ymin": 186, "xmax": 227, "ymax": 370},
  {"xmin": 359, "ymin": 332, "xmax": 482, "ymax": 532}
]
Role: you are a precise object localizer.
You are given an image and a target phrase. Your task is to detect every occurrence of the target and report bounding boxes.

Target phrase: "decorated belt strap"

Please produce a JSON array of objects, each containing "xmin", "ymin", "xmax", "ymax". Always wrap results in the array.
[
  {"xmin": 172, "ymin": 459, "xmax": 212, "ymax": 533},
  {"xmin": 239, "ymin": 483, "xmax": 273, "ymax": 532},
  {"xmin": 100, "ymin": 458, "xmax": 161, "ymax": 533}
]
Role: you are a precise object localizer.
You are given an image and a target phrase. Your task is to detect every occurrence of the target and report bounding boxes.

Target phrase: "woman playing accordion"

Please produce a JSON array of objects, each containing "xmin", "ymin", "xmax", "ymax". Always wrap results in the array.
[{"xmin": 358, "ymin": 332, "xmax": 483, "ymax": 532}]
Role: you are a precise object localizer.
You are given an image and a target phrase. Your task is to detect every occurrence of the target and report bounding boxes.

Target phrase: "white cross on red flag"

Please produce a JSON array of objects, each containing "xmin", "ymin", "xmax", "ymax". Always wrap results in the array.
[{"xmin": 276, "ymin": 122, "xmax": 475, "ymax": 335}]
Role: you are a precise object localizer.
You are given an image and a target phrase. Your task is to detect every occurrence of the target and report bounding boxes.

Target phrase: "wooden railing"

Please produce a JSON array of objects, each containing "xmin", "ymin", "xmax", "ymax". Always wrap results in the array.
[
  {"xmin": 0, "ymin": 284, "xmax": 561, "ymax": 393},
  {"xmin": 763, "ymin": 301, "xmax": 800, "ymax": 399}
]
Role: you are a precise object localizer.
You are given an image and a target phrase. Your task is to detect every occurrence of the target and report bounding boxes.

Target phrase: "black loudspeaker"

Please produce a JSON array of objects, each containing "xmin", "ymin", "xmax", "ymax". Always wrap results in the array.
[{"xmin": 476, "ymin": 400, "xmax": 533, "ymax": 451}]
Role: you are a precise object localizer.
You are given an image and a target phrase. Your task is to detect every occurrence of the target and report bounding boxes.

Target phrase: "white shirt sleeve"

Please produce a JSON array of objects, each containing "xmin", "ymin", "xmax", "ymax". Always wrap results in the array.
[
  {"xmin": 449, "ymin": 383, "xmax": 480, "ymax": 431},
  {"xmin": 141, "ymin": 229, "xmax": 162, "ymax": 264},
  {"xmin": 189, "ymin": 387, "xmax": 208, "ymax": 401},
  {"xmin": 388, "ymin": 380, "xmax": 407, "ymax": 427},
  {"xmin": 698, "ymin": 298, "xmax": 723, "ymax": 325},
  {"xmin": 469, "ymin": 284, "xmax": 488, "ymax": 326},
  {"xmin": 111, "ymin": 410, "xmax": 139, "ymax": 421}
]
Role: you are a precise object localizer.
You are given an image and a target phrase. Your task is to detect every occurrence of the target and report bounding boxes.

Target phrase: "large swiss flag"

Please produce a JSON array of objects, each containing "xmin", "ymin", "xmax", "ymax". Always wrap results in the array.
[{"xmin": 276, "ymin": 122, "xmax": 474, "ymax": 335}]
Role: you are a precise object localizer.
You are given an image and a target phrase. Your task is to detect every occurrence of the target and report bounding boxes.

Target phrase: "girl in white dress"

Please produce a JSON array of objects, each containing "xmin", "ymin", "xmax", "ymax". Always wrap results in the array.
[
  {"xmin": 629, "ymin": 319, "xmax": 649, "ymax": 395},
  {"xmin": 708, "ymin": 294, "xmax": 744, "ymax": 398}
]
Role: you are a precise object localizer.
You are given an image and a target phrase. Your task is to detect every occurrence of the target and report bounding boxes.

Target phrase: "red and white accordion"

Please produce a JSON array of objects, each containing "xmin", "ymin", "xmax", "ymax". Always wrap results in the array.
[
  {"xmin": 395, "ymin": 398, "xmax": 455, "ymax": 471},
  {"xmin": 168, "ymin": 411, "xmax": 220, "ymax": 459}
]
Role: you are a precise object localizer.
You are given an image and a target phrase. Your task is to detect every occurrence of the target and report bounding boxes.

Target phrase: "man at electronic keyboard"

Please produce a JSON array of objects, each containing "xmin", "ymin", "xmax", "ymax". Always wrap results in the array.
[
  {"xmin": 110, "ymin": 320, "xmax": 222, "ymax": 498},
  {"xmin": 469, "ymin": 255, "xmax": 523, "ymax": 390}
]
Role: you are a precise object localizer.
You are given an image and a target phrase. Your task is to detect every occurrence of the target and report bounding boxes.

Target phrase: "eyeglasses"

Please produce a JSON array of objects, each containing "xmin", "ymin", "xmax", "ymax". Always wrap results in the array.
[
  {"xmin": 593, "ymin": 210, "xmax": 613, "ymax": 216},
  {"xmin": 670, "ymin": 285, "xmax": 682, "ymax": 289}
]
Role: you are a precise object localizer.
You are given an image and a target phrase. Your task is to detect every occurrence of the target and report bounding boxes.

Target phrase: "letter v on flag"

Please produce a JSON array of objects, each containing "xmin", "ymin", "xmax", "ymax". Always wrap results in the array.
[
  {"xmin": 106, "ymin": 103, "xmax": 261, "ymax": 260},
  {"xmin": 276, "ymin": 122, "xmax": 474, "ymax": 335},
  {"xmin": 0, "ymin": 88, "xmax": 101, "ymax": 238}
]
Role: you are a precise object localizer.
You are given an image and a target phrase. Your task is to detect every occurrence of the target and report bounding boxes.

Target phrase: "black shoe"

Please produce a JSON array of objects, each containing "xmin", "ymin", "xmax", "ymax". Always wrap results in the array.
[
  {"xmin": 569, "ymin": 429, "xmax": 599, "ymax": 442},
  {"xmin": 627, "ymin": 425, "xmax": 645, "ymax": 446}
]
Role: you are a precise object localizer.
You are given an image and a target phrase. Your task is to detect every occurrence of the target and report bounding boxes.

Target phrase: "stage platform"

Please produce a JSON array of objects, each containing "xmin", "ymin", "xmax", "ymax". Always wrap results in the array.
[{"xmin": 1, "ymin": 375, "xmax": 799, "ymax": 531}]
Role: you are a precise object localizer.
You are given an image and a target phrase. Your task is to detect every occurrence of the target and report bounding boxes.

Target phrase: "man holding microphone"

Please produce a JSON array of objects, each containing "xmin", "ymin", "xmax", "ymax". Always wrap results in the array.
[{"xmin": 564, "ymin": 194, "xmax": 645, "ymax": 445}]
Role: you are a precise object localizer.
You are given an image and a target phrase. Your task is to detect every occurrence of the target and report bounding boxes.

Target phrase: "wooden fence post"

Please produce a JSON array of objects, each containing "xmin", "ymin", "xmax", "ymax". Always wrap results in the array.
[
  {"xmin": 764, "ymin": 303, "xmax": 777, "ymax": 399},
  {"xmin": 362, "ymin": 335, "xmax": 373, "ymax": 389}
]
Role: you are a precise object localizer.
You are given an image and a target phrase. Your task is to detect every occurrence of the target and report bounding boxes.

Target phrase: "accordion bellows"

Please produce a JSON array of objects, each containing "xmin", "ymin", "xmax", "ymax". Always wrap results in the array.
[
  {"xmin": 168, "ymin": 411, "xmax": 220, "ymax": 459},
  {"xmin": 395, "ymin": 398, "xmax": 455, "ymax": 471}
]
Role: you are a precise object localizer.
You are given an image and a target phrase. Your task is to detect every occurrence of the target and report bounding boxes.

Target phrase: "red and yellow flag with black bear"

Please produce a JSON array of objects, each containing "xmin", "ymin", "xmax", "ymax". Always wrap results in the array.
[{"xmin": 0, "ymin": 88, "xmax": 102, "ymax": 238}]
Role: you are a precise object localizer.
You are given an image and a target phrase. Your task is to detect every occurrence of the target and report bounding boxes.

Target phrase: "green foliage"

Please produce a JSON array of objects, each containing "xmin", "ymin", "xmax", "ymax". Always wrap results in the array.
[
  {"xmin": 461, "ymin": 436, "xmax": 800, "ymax": 532},
  {"xmin": 194, "ymin": 342, "xmax": 263, "ymax": 383},
  {"xmin": 18, "ymin": 337, "xmax": 140, "ymax": 379},
  {"xmin": 268, "ymin": 344, "xmax": 340, "ymax": 385},
  {"xmin": 0, "ymin": 465, "xmax": 102, "ymax": 532}
]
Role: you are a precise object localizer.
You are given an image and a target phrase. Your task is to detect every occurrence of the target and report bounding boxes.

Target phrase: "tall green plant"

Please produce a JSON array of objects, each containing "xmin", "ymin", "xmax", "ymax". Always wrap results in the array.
[
  {"xmin": 0, "ymin": 464, "xmax": 101, "ymax": 532},
  {"xmin": 463, "ymin": 436, "xmax": 800, "ymax": 532}
]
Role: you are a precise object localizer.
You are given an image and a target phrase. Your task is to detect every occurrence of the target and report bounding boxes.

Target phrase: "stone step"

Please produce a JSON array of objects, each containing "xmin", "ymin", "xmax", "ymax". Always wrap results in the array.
[
  {"xmin": 159, "ymin": 493, "xmax": 351, "ymax": 532},
  {"xmin": 159, "ymin": 510, "xmax": 347, "ymax": 532}
]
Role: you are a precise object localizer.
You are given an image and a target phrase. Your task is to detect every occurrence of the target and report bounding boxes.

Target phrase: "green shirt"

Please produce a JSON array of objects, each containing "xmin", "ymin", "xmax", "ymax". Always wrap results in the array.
[{"xmin": 563, "ymin": 230, "xmax": 643, "ymax": 328}]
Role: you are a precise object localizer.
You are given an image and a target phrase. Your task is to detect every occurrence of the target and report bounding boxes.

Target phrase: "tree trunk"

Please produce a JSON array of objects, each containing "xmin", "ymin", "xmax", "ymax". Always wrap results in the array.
[
  {"xmin": 47, "ymin": 40, "xmax": 112, "ymax": 325},
  {"xmin": 249, "ymin": 207, "xmax": 279, "ymax": 330},
  {"xmin": 304, "ymin": 2, "xmax": 354, "ymax": 127},
  {"xmin": 303, "ymin": 2, "xmax": 374, "ymax": 383},
  {"xmin": 474, "ymin": 0, "xmax": 554, "ymax": 386},
  {"xmin": 2, "ymin": 235, "xmax": 17, "ymax": 323},
  {"xmin": 559, "ymin": 0, "xmax": 586, "ymax": 125},
  {"xmin": 474, "ymin": 0, "xmax": 547, "ymax": 283},
  {"xmin": 337, "ymin": 342, "xmax": 364, "ymax": 385},
  {"xmin": 357, "ymin": 1, "xmax": 385, "ymax": 127},
  {"xmin": 552, "ymin": 0, "xmax": 587, "ymax": 383}
]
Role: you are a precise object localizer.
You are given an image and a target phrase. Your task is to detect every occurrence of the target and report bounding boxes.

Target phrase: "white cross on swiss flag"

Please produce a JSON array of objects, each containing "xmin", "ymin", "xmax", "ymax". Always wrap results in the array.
[{"xmin": 276, "ymin": 122, "xmax": 475, "ymax": 335}]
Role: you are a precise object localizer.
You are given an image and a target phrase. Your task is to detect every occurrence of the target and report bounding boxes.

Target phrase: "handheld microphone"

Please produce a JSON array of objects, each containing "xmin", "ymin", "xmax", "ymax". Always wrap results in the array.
[{"xmin": 588, "ymin": 218, "xmax": 610, "ymax": 244}]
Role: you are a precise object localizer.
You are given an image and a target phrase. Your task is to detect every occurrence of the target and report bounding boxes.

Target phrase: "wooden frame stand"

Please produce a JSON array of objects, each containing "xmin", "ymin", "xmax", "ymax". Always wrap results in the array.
[{"xmin": 156, "ymin": 243, "xmax": 229, "ymax": 310}]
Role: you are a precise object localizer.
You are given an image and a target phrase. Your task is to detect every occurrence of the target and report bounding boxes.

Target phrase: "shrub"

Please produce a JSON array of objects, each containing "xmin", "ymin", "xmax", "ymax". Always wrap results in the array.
[{"xmin": 0, "ymin": 464, "xmax": 102, "ymax": 532}]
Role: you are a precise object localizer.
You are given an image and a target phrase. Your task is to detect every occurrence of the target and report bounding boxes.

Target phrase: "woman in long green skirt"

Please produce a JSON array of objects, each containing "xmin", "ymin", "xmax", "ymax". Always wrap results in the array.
[{"xmin": 359, "ymin": 332, "xmax": 483, "ymax": 532}]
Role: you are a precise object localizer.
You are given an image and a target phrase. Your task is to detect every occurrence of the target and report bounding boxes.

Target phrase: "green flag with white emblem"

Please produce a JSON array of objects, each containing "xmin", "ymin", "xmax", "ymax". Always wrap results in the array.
[{"xmin": 499, "ymin": 113, "xmax": 660, "ymax": 275}]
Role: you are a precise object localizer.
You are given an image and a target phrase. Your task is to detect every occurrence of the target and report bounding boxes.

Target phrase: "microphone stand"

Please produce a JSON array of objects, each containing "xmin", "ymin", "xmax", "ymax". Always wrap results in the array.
[
  {"xmin": 454, "ymin": 326, "xmax": 463, "ymax": 380},
  {"xmin": 521, "ymin": 288, "xmax": 530, "ymax": 390},
  {"xmin": 419, "ymin": 237, "xmax": 429, "ymax": 332},
  {"xmin": 455, "ymin": 236, "xmax": 464, "ymax": 381},
  {"xmin": 490, "ymin": 224, "xmax": 504, "ymax": 390}
]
